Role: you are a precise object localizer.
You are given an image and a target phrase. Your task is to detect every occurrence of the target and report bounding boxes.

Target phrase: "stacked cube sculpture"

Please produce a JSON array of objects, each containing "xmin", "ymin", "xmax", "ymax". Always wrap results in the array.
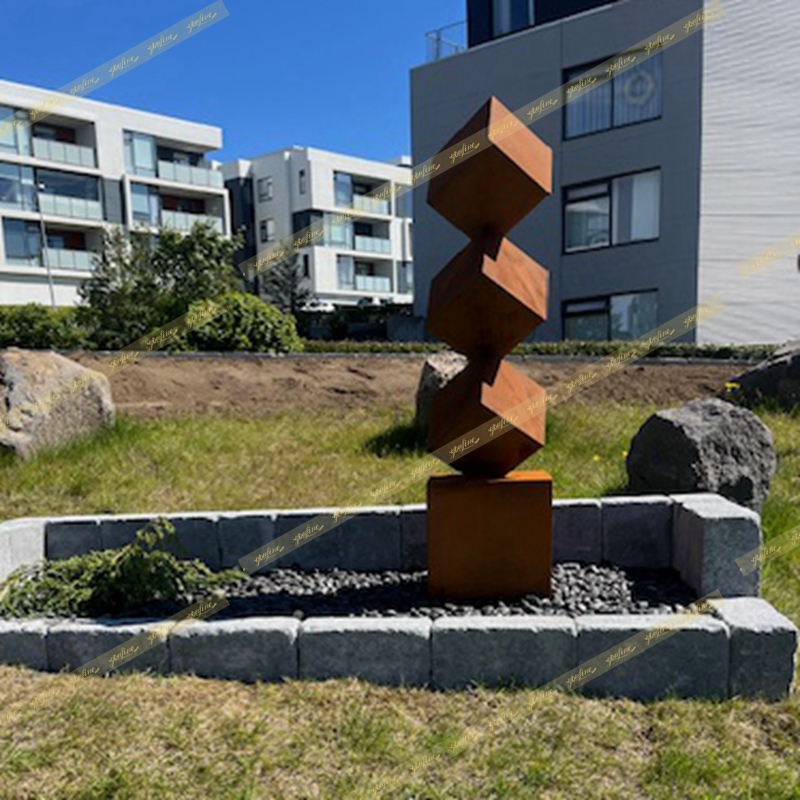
[{"xmin": 425, "ymin": 97, "xmax": 555, "ymax": 602}]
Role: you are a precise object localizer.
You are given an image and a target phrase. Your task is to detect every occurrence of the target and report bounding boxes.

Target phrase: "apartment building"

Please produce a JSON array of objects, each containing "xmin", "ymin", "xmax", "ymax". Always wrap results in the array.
[
  {"xmin": 223, "ymin": 147, "xmax": 414, "ymax": 307},
  {"xmin": 412, "ymin": 0, "xmax": 800, "ymax": 344},
  {"xmin": 0, "ymin": 77, "xmax": 229, "ymax": 307}
]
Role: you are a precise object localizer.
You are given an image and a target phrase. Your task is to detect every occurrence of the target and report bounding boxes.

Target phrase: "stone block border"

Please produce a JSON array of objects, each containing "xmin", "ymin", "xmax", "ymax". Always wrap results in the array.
[{"xmin": 0, "ymin": 493, "xmax": 794, "ymax": 699}]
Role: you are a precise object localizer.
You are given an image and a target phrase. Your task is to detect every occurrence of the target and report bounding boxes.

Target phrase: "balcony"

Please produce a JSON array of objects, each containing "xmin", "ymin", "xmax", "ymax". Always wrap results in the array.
[
  {"xmin": 352, "ymin": 194, "xmax": 390, "ymax": 215},
  {"xmin": 354, "ymin": 235, "xmax": 391, "ymax": 254},
  {"xmin": 161, "ymin": 209, "xmax": 224, "ymax": 234},
  {"xmin": 38, "ymin": 194, "xmax": 103, "ymax": 221},
  {"xmin": 157, "ymin": 161, "xmax": 224, "ymax": 188},
  {"xmin": 355, "ymin": 274, "xmax": 392, "ymax": 293},
  {"xmin": 43, "ymin": 247, "xmax": 94, "ymax": 271},
  {"xmin": 425, "ymin": 20, "xmax": 467, "ymax": 62},
  {"xmin": 32, "ymin": 138, "xmax": 96, "ymax": 168}
]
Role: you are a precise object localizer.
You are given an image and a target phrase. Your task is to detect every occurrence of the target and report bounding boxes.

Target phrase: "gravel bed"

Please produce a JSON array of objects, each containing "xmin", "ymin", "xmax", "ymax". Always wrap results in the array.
[{"xmin": 114, "ymin": 563, "xmax": 696, "ymax": 621}]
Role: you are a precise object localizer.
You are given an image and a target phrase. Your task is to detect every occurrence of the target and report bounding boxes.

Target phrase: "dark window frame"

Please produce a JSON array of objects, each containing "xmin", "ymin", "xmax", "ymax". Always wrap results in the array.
[{"xmin": 561, "ymin": 288, "xmax": 658, "ymax": 341}]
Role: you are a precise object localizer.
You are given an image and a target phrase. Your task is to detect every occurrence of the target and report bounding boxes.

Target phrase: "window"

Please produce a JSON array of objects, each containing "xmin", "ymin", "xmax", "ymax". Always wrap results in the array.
[
  {"xmin": 260, "ymin": 218, "xmax": 276, "ymax": 243},
  {"xmin": 303, "ymin": 254, "xmax": 310, "ymax": 278},
  {"xmin": 2, "ymin": 219, "xmax": 41, "ymax": 265},
  {"xmin": 564, "ymin": 52, "xmax": 663, "ymax": 139},
  {"xmin": 492, "ymin": 0, "xmax": 534, "ymax": 37},
  {"xmin": 337, "ymin": 254, "xmax": 355, "ymax": 289},
  {"xmin": 563, "ymin": 291, "xmax": 658, "ymax": 341},
  {"xmin": 298, "ymin": 169, "xmax": 307, "ymax": 194},
  {"xmin": 0, "ymin": 106, "xmax": 31, "ymax": 155},
  {"xmin": 396, "ymin": 190, "xmax": 413, "ymax": 218},
  {"xmin": 37, "ymin": 169, "xmax": 100, "ymax": 200},
  {"xmin": 131, "ymin": 183, "xmax": 160, "ymax": 226},
  {"xmin": 32, "ymin": 124, "xmax": 76, "ymax": 144},
  {"xmin": 334, "ymin": 172, "xmax": 352, "ymax": 206},
  {"xmin": 0, "ymin": 163, "xmax": 36, "ymax": 211},
  {"xmin": 564, "ymin": 169, "xmax": 660, "ymax": 253},
  {"xmin": 123, "ymin": 131, "xmax": 156, "ymax": 177},
  {"xmin": 398, "ymin": 261, "xmax": 414, "ymax": 294},
  {"xmin": 257, "ymin": 176, "xmax": 273, "ymax": 202}
]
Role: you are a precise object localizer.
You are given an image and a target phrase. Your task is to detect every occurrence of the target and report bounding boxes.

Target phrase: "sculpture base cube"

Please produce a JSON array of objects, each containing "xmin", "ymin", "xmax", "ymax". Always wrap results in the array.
[{"xmin": 427, "ymin": 470, "xmax": 552, "ymax": 602}]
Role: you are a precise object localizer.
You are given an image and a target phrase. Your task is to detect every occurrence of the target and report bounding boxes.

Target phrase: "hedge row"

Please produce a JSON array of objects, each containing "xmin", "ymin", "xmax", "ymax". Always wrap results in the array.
[{"xmin": 303, "ymin": 339, "xmax": 778, "ymax": 361}]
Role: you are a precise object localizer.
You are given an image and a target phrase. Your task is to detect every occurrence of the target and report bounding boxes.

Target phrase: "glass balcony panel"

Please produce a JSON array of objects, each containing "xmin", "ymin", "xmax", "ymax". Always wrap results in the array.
[
  {"xmin": 161, "ymin": 209, "xmax": 223, "ymax": 234},
  {"xmin": 38, "ymin": 193, "xmax": 103, "ymax": 220},
  {"xmin": 352, "ymin": 195, "xmax": 389, "ymax": 215},
  {"xmin": 43, "ymin": 248, "xmax": 93, "ymax": 271},
  {"xmin": 354, "ymin": 235, "xmax": 391, "ymax": 254},
  {"xmin": 354, "ymin": 274, "xmax": 392, "ymax": 292},
  {"xmin": 157, "ymin": 161, "xmax": 225, "ymax": 188},
  {"xmin": 32, "ymin": 138, "xmax": 97, "ymax": 168}
]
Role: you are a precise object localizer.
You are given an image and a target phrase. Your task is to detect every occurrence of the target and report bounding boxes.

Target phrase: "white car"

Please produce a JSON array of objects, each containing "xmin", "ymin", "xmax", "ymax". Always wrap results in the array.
[{"xmin": 300, "ymin": 298, "xmax": 336, "ymax": 313}]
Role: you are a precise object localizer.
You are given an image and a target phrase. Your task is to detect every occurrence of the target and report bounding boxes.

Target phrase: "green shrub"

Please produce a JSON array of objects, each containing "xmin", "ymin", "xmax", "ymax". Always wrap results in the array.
[
  {"xmin": 179, "ymin": 291, "xmax": 304, "ymax": 353},
  {"xmin": 0, "ymin": 304, "xmax": 90, "ymax": 351},
  {"xmin": 0, "ymin": 519, "xmax": 242, "ymax": 618}
]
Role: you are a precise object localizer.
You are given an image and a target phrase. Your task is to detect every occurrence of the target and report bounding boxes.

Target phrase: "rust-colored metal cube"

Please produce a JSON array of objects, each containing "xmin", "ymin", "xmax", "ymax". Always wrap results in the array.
[
  {"xmin": 427, "ymin": 96, "xmax": 552, "ymax": 239},
  {"xmin": 427, "ymin": 232, "xmax": 549, "ymax": 360},
  {"xmin": 427, "ymin": 470, "xmax": 552, "ymax": 601},
  {"xmin": 427, "ymin": 359, "xmax": 546, "ymax": 477}
]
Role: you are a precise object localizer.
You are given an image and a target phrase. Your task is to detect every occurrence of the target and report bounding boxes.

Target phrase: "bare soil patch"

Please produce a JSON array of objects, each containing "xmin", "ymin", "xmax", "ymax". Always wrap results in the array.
[{"xmin": 71, "ymin": 353, "xmax": 739, "ymax": 420}]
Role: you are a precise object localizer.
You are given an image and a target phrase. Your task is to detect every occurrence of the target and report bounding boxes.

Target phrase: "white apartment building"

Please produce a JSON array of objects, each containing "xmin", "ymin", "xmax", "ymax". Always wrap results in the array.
[
  {"xmin": 0, "ymin": 77, "xmax": 229, "ymax": 307},
  {"xmin": 223, "ymin": 147, "xmax": 414, "ymax": 306}
]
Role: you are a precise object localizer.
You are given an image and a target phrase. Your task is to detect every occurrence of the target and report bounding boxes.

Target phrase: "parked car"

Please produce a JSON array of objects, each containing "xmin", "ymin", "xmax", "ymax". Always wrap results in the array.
[
  {"xmin": 356, "ymin": 296, "xmax": 381, "ymax": 308},
  {"xmin": 300, "ymin": 298, "xmax": 336, "ymax": 313}
]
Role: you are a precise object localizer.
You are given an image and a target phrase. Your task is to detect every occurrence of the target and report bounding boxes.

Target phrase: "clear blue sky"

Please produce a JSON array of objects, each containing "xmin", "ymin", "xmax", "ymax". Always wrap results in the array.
[{"xmin": 0, "ymin": 0, "xmax": 465, "ymax": 163}]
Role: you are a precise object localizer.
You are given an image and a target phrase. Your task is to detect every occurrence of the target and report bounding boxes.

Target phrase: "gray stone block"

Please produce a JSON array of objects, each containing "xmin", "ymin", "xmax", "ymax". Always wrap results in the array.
[
  {"xmin": 47, "ymin": 620, "xmax": 170, "ymax": 675},
  {"xmin": 300, "ymin": 617, "xmax": 431, "ymax": 686},
  {"xmin": 46, "ymin": 518, "xmax": 102, "ymax": 560},
  {"xmin": 170, "ymin": 618, "xmax": 299, "ymax": 682},
  {"xmin": 602, "ymin": 495, "xmax": 672, "ymax": 568},
  {"xmin": 0, "ymin": 518, "xmax": 46, "ymax": 583},
  {"xmin": 275, "ymin": 509, "xmax": 341, "ymax": 569},
  {"xmin": 432, "ymin": 616, "xmax": 577, "ymax": 690},
  {"xmin": 218, "ymin": 512, "xmax": 278, "ymax": 570},
  {"xmin": 399, "ymin": 505, "xmax": 427, "ymax": 570},
  {"xmin": 714, "ymin": 598, "xmax": 798, "ymax": 700},
  {"xmin": 100, "ymin": 513, "xmax": 221, "ymax": 571},
  {"xmin": 0, "ymin": 619, "xmax": 50, "ymax": 670},
  {"xmin": 336, "ymin": 507, "xmax": 402, "ymax": 570},
  {"xmin": 553, "ymin": 499, "xmax": 601, "ymax": 563},
  {"xmin": 575, "ymin": 614, "xmax": 730, "ymax": 700},
  {"xmin": 671, "ymin": 493, "xmax": 761, "ymax": 597}
]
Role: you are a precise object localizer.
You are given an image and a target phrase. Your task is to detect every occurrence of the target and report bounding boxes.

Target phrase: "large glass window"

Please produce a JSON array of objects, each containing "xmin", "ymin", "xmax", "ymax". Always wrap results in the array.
[
  {"xmin": 564, "ymin": 52, "xmax": 662, "ymax": 139},
  {"xmin": 492, "ymin": 0, "xmax": 534, "ymax": 37},
  {"xmin": 298, "ymin": 169, "xmax": 307, "ymax": 194},
  {"xmin": 124, "ymin": 131, "xmax": 157, "ymax": 177},
  {"xmin": 257, "ymin": 176, "xmax": 273, "ymax": 202},
  {"xmin": 564, "ymin": 291, "xmax": 658, "ymax": 341},
  {"xmin": 398, "ymin": 261, "xmax": 413, "ymax": 294},
  {"xmin": 3, "ymin": 219, "xmax": 41, "ymax": 265},
  {"xmin": 0, "ymin": 105, "xmax": 31, "ymax": 155},
  {"xmin": 0, "ymin": 163, "xmax": 37, "ymax": 211},
  {"xmin": 334, "ymin": 172, "xmax": 352, "ymax": 207},
  {"xmin": 337, "ymin": 255, "xmax": 355, "ymax": 289},
  {"xmin": 131, "ymin": 183, "xmax": 160, "ymax": 225},
  {"xmin": 37, "ymin": 168, "xmax": 99, "ymax": 200},
  {"xmin": 395, "ymin": 189, "xmax": 413, "ymax": 218},
  {"xmin": 564, "ymin": 169, "xmax": 660, "ymax": 253}
]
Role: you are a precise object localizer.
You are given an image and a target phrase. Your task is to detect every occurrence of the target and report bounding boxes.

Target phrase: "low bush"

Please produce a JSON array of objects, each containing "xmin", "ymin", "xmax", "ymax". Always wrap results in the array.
[
  {"xmin": 0, "ymin": 519, "xmax": 242, "ymax": 618},
  {"xmin": 0, "ymin": 304, "xmax": 89, "ymax": 351}
]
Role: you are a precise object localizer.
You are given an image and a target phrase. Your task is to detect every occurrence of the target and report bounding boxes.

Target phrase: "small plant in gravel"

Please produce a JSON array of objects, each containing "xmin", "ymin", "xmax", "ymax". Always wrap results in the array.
[{"xmin": 0, "ymin": 518, "xmax": 242, "ymax": 618}]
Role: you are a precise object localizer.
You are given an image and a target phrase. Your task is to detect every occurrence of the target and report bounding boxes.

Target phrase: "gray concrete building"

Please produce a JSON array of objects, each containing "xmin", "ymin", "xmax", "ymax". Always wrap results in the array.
[{"xmin": 411, "ymin": 0, "xmax": 800, "ymax": 344}]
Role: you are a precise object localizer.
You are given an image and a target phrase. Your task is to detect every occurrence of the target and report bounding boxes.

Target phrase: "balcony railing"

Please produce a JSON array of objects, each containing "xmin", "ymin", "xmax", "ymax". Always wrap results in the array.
[
  {"xmin": 161, "ymin": 209, "xmax": 224, "ymax": 234},
  {"xmin": 355, "ymin": 274, "xmax": 392, "ymax": 292},
  {"xmin": 354, "ymin": 235, "xmax": 391, "ymax": 254},
  {"xmin": 425, "ymin": 20, "xmax": 467, "ymax": 62},
  {"xmin": 32, "ymin": 138, "xmax": 96, "ymax": 168},
  {"xmin": 157, "ymin": 160, "xmax": 224, "ymax": 188},
  {"xmin": 38, "ymin": 194, "xmax": 103, "ymax": 220},
  {"xmin": 43, "ymin": 248, "xmax": 94, "ymax": 271},
  {"xmin": 352, "ymin": 194, "xmax": 390, "ymax": 215}
]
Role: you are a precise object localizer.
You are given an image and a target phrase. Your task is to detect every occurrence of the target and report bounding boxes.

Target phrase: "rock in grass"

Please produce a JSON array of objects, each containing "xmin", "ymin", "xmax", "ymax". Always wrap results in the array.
[
  {"xmin": 728, "ymin": 338, "xmax": 800, "ymax": 409},
  {"xmin": 0, "ymin": 347, "xmax": 114, "ymax": 459},
  {"xmin": 414, "ymin": 352, "xmax": 467, "ymax": 434},
  {"xmin": 626, "ymin": 398, "xmax": 776, "ymax": 512}
]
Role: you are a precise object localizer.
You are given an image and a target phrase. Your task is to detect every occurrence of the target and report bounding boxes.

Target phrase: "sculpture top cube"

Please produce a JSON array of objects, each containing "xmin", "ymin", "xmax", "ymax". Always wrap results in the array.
[{"xmin": 427, "ymin": 96, "xmax": 552, "ymax": 239}]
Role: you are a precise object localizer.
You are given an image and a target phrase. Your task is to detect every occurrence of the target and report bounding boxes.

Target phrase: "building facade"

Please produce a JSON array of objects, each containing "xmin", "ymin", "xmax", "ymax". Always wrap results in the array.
[
  {"xmin": 411, "ymin": 0, "xmax": 800, "ymax": 344},
  {"xmin": 0, "ymin": 77, "xmax": 229, "ymax": 307},
  {"xmin": 223, "ymin": 147, "xmax": 414, "ymax": 307}
]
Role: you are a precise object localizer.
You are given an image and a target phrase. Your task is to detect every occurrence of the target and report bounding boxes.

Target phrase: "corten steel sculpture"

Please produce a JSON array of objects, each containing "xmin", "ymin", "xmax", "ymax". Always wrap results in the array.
[{"xmin": 425, "ymin": 96, "xmax": 554, "ymax": 602}]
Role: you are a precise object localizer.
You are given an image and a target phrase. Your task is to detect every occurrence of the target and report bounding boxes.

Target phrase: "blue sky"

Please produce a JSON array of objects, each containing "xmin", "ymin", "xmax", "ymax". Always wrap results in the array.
[{"xmin": 0, "ymin": 0, "xmax": 465, "ymax": 163}]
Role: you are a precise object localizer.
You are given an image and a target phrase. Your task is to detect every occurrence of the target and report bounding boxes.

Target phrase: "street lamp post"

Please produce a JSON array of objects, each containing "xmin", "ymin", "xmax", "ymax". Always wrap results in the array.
[{"xmin": 36, "ymin": 181, "xmax": 56, "ymax": 309}]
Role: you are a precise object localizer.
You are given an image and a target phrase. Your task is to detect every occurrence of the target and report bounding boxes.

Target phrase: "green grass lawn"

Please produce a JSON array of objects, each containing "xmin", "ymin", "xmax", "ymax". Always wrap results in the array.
[{"xmin": 1, "ymin": 401, "xmax": 799, "ymax": 798}]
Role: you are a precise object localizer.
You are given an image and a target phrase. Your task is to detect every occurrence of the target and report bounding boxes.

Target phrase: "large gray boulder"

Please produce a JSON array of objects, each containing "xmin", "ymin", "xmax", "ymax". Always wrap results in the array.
[
  {"xmin": 414, "ymin": 352, "xmax": 467, "ymax": 433},
  {"xmin": 0, "ymin": 348, "xmax": 115, "ymax": 460},
  {"xmin": 626, "ymin": 398, "xmax": 776, "ymax": 513},
  {"xmin": 729, "ymin": 338, "xmax": 800, "ymax": 409}
]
